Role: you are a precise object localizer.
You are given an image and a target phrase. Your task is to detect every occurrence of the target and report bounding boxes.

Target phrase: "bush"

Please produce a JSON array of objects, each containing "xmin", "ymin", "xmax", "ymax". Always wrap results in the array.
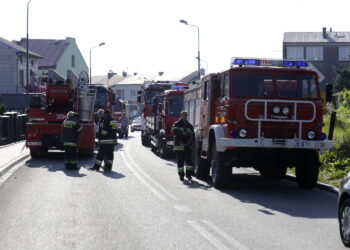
[
  {"xmin": 0, "ymin": 104, "xmax": 5, "ymax": 115},
  {"xmin": 320, "ymin": 90, "xmax": 350, "ymax": 186}
]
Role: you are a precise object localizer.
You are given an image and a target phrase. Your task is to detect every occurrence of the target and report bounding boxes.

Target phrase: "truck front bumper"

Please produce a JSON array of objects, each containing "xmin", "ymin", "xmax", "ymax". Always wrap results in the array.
[{"xmin": 217, "ymin": 137, "xmax": 333, "ymax": 152}]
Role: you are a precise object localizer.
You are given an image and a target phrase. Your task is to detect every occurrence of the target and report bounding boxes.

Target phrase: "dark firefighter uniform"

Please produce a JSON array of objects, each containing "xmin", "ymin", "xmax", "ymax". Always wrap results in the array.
[
  {"xmin": 91, "ymin": 110, "xmax": 118, "ymax": 171},
  {"xmin": 172, "ymin": 117, "xmax": 194, "ymax": 180},
  {"xmin": 61, "ymin": 112, "xmax": 82, "ymax": 170}
]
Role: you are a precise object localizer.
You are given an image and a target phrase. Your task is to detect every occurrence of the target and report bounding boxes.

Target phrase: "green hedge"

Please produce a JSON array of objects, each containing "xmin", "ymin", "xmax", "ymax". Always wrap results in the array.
[{"xmin": 320, "ymin": 90, "xmax": 350, "ymax": 186}]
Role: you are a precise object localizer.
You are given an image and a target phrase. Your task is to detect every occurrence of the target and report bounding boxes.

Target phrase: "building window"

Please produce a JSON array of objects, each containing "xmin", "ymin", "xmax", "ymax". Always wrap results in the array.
[
  {"xmin": 130, "ymin": 90, "xmax": 136, "ymax": 97},
  {"xmin": 306, "ymin": 47, "xmax": 323, "ymax": 61},
  {"xmin": 19, "ymin": 70, "xmax": 24, "ymax": 86},
  {"xmin": 19, "ymin": 57, "xmax": 23, "ymax": 64},
  {"xmin": 339, "ymin": 47, "xmax": 350, "ymax": 61},
  {"xmin": 286, "ymin": 47, "xmax": 304, "ymax": 60},
  {"xmin": 71, "ymin": 55, "xmax": 75, "ymax": 67},
  {"xmin": 115, "ymin": 89, "xmax": 124, "ymax": 99},
  {"xmin": 31, "ymin": 60, "xmax": 34, "ymax": 66}
]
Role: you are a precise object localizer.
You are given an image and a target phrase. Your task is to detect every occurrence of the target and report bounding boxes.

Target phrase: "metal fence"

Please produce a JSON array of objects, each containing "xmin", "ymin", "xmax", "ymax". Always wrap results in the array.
[{"xmin": 0, "ymin": 113, "xmax": 28, "ymax": 145}]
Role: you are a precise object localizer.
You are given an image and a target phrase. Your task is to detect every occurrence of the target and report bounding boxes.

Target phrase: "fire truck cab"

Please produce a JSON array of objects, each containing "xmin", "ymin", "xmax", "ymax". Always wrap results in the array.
[
  {"xmin": 186, "ymin": 58, "xmax": 334, "ymax": 189},
  {"xmin": 149, "ymin": 85, "xmax": 188, "ymax": 157}
]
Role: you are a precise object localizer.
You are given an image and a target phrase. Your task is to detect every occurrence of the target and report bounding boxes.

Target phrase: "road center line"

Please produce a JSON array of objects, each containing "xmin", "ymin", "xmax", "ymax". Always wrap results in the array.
[
  {"xmin": 121, "ymin": 152, "xmax": 167, "ymax": 201},
  {"xmin": 202, "ymin": 220, "xmax": 249, "ymax": 250},
  {"xmin": 124, "ymin": 143, "xmax": 179, "ymax": 201},
  {"xmin": 187, "ymin": 220, "xmax": 230, "ymax": 250}
]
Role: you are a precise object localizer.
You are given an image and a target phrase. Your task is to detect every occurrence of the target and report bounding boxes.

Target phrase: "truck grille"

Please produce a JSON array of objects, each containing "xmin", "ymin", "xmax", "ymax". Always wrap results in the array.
[{"xmin": 262, "ymin": 128, "xmax": 296, "ymax": 139}]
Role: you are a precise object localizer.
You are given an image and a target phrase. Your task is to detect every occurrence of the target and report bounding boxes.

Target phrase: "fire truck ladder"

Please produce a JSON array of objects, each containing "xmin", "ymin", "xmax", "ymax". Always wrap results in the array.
[{"xmin": 244, "ymin": 99, "xmax": 316, "ymax": 146}]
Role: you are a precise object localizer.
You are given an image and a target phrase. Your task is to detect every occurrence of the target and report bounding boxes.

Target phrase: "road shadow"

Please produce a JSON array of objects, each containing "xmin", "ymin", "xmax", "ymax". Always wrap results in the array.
[
  {"xmin": 182, "ymin": 179, "xmax": 211, "ymax": 190},
  {"xmin": 102, "ymin": 170, "xmax": 125, "ymax": 179},
  {"xmin": 206, "ymin": 171, "xmax": 338, "ymax": 219}
]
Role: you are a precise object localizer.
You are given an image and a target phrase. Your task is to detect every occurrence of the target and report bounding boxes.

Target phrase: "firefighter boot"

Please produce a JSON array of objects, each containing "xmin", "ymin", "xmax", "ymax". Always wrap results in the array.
[
  {"xmin": 186, "ymin": 173, "xmax": 192, "ymax": 181},
  {"xmin": 179, "ymin": 174, "xmax": 184, "ymax": 181}
]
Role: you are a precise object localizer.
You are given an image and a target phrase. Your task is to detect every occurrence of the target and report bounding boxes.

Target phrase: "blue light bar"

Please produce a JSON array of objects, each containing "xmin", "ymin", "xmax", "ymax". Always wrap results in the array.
[
  {"xmin": 171, "ymin": 85, "xmax": 186, "ymax": 89},
  {"xmin": 231, "ymin": 58, "xmax": 308, "ymax": 68}
]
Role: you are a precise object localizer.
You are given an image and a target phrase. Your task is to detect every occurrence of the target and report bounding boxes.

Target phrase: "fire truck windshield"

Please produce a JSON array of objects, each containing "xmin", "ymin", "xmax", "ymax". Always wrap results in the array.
[
  {"xmin": 167, "ymin": 95, "xmax": 183, "ymax": 115},
  {"xmin": 95, "ymin": 88, "xmax": 107, "ymax": 108},
  {"xmin": 145, "ymin": 90, "xmax": 163, "ymax": 104},
  {"xmin": 231, "ymin": 73, "xmax": 319, "ymax": 99}
]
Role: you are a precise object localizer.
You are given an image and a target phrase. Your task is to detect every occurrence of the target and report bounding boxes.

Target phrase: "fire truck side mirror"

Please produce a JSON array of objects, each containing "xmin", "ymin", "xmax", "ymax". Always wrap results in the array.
[{"xmin": 326, "ymin": 84, "xmax": 333, "ymax": 102}]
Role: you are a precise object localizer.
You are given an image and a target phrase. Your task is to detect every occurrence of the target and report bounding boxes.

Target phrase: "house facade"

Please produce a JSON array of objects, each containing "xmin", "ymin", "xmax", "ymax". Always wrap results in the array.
[
  {"xmin": 283, "ymin": 28, "xmax": 350, "ymax": 90},
  {"xmin": 16, "ymin": 37, "xmax": 88, "ymax": 80},
  {"xmin": 0, "ymin": 37, "xmax": 41, "ymax": 94}
]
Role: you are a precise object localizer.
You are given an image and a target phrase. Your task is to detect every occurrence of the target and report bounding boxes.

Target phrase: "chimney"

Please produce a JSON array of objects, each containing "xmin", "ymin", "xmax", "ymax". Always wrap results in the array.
[
  {"xmin": 322, "ymin": 27, "xmax": 327, "ymax": 38},
  {"xmin": 330, "ymin": 27, "xmax": 332, "ymax": 32},
  {"xmin": 134, "ymin": 72, "xmax": 137, "ymax": 76},
  {"xmin": 122, "ymin": 71, "xmax": 127, "ymax": 77},
  {"xmin": 158, "ymin": 72, "xmax": 164, "ymax": 76},
  {"xmin": 107, "ymin": 70, "xmax": 116, "ymax": 79}
]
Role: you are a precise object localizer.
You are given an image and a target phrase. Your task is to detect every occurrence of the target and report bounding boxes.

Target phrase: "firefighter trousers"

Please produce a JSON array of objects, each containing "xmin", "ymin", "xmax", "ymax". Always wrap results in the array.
[
  {"xmin": 175, "ymin": 150, "xmax": 193, "ymax": 177},
  {"xmin": 94, "ymin": 144, "xmax": 115, "ymax": 170},
  {"xmin": 64, "ymin": 146, "xmax": 78, "ymax": 169}
]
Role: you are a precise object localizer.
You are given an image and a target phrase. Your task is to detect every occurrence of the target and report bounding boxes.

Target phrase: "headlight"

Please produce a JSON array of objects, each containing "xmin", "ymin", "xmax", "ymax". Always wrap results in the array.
[
  {"xmin": 307, "ymin": 131, "xmax": 316, "ymax": 139},
  {"xmin": 239, "ymin": 129, "xmax": 247, "ymax": 138},
  {"xmin": 282, "ymin": 106, "xmax": 289, "ymax": 115},
  {"xmin": 273, "ymin": 106, "xmax": 280, "ymax": 114}
]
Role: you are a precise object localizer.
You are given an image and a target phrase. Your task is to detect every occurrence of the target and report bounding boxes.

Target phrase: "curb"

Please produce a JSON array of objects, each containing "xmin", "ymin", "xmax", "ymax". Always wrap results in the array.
[
  {"xmin": 0, "ymin": 152, "xmax": 30, "ymax": 178},
  {"xmin": 285, "ymin": 174, "xmax": 339, "ymax": 194}
]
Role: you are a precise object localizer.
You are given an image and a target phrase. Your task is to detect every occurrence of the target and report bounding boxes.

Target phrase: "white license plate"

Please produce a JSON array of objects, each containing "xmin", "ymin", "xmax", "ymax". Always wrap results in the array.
[
  {"xmin": 167, "ymin": 141, "xmax": 174, "ymax": 146},
  {"xmin": 301, "ymin": 141, "xmax": 325, "ymax": 149}
]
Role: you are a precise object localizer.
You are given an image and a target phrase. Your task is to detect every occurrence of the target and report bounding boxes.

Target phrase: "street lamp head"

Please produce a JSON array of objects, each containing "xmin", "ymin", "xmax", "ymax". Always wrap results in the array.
[
  {"xmin": 99, "ymin": 42, "xmax": 105, "ymax": 46},
  {"xmin": 179, "ymin": 19, "xmax": 187, "ymax": 25}
]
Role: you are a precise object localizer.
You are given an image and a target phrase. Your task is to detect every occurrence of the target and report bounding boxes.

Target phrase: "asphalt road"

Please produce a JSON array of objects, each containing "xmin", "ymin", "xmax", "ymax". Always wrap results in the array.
[{"xmin": 0, "ymin": 132, "xmax": 345, "ymax": 249}]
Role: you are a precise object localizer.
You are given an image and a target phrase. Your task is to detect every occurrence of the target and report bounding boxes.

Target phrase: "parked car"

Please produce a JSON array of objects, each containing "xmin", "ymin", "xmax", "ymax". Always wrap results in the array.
[
  {"xmin": 338, "ymin": 172, "xmax": 350, "ymax": 247},
  {"xmin": 130, "ymin": 117, "xmax": 143, "ymax": 132}
]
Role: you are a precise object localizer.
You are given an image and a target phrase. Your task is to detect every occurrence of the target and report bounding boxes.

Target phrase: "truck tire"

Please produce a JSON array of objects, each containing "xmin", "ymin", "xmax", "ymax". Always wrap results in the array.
[
  {"xmin": 194, "ymin": 142, "xmax": 210, "ymax": 179},
  {"xmin": 158, "ymin": 143, "xmax": 167, "ymax": 159},
  {"xmin": 296, "ymin": 150, "xmax": 320, "ymax": 189},
  {"xmin": 210, "ymin": 142, "xmax": 231, "ymax": 189},
  {"xmin": 30, "ymin": 148, "xmax": 40, "ymax": 158}
]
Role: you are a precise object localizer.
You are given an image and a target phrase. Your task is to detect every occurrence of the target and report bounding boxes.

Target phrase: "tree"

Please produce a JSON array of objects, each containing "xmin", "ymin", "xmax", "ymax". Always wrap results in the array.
[
  {"xmin": 335, "ymin": 67, "xmax": 350, "ymax": 92},
  {"xmin": 0, "ymin": 104, "xmax": 5, "ymax": 115}
]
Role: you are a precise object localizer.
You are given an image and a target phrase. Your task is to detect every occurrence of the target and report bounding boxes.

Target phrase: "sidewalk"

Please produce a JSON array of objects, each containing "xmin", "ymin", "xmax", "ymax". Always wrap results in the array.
[{"xmin": 0, "ymin": 141, "xmax": 30, "ymax": 177}]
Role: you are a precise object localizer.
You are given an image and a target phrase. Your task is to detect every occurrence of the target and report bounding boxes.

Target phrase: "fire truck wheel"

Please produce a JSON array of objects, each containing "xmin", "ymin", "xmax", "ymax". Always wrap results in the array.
[
  {"xmin": 211, "ymin": 143, "xmax": 231, "ymax": 189},
  {"xmin": 194, "ymin": 143, "xmax": 210, "ymax": 179},
  {"xmin": 30, "ymin": 148, "xmax": 40, "ymax": 158},
  {"xmin": 158, "ymin": 144, "xmax": 167, "ymax": 159},
  {"xmin": 296, "ymin": 150, "xmax": 320, "ymax": 189},
  {"xmin": 151, "ymin": 144, "xmax": 157, "ymax": 153}
]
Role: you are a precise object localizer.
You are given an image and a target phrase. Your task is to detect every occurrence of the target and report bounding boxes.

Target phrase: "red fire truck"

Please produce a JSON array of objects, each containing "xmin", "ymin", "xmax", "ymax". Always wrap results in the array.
[
  {"xmin": 137, "ymin": 82, "xmax": 174, "ymax": 146},
  {"xmin": 147, "ymin": 85, "xmax": 188, "ymax": 157},
  {"xmin": 26, "ymin": 70, "xmax": 97, "ymax": 158},
  {"xmin": 185, "ymin": 58, "xmax": 334, "ymax": 189}
]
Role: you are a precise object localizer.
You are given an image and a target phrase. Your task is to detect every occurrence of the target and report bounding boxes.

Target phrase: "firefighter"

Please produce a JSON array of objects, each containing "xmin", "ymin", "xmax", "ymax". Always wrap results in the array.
[
  {"xmin": 89, "ymin": 109, "xmax": 118, "ymax": 171},
  {"xmin": 172, "ymin": 110, "xmax": 194, "ymax": 181},
  {"xmin": 61, "ymin": 111, "xmax": 82, "ymax": 170}
]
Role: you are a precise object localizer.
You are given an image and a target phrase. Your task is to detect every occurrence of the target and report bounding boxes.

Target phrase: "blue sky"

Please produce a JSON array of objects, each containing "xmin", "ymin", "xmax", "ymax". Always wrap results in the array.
[{"xmin": 2, "ymin": 0, "xmax": 350, "ymax": 76}]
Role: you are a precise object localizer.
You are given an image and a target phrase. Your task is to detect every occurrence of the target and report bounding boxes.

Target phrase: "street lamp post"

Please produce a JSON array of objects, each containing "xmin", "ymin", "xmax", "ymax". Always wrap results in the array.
[
  {"xmin": 26, "ymin": 0, "xmax": 33, "ymax": 110},
  {"xmin": 180, "ymin": 19, "xmax": 200, "ymax": 81},
  {"xmin": 89, "ymin": 42, "xmax": 105, "ymax": 84}
]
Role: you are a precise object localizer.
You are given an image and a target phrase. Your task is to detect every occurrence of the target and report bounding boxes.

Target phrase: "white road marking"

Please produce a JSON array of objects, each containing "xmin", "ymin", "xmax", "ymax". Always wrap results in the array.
[
  {"xmin": 173, "ymin": 204, "xmax": 193, "ymax": 213},
  {"xmin": 187, "ymin": 220, "xmax": 231, "ymax": 250},
  {"xmin": 121, "ymin": 152, "xmax": 167, "ymax": 201},
  {"xmin": 124, "ymin": 144, "xmax": 179, "ymax": 201},
  {"xmin": 202, "ymin": 220, "xmax": 249, "ymax": 250}
]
